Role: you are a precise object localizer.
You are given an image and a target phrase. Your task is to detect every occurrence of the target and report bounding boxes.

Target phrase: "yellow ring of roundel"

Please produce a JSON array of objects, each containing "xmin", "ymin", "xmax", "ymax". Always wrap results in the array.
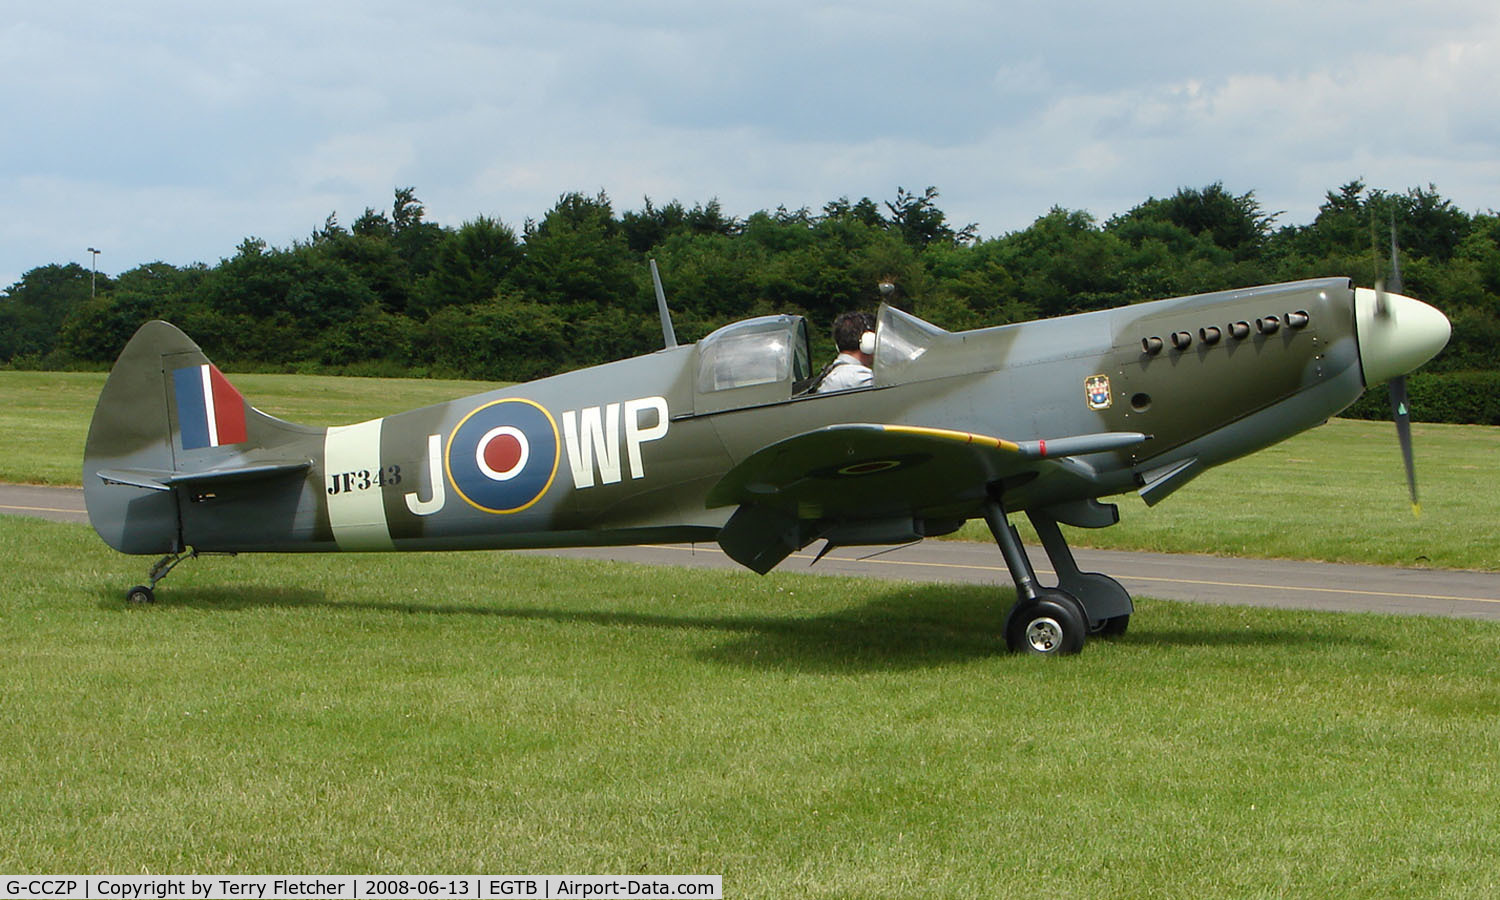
[
  {"xmin": 445, "ymin": 397, "xmax": 561, "ymax": 514},
  {"xmin": 837, "ymin": 459, "xmax": 903, "ymax": 476}
]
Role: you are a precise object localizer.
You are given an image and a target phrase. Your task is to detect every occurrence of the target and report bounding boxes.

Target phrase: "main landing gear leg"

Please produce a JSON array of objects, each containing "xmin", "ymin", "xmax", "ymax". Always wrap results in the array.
[
  {"xmin": 126, "ymin": 548, "xmax": 197, "ymax": 605},
  {"xmin": 983, "ymin": 501, "xmax": 1087, "ymax": 655},
  {"xmin": 1026, "ymin": 510, "xmax": 1133, "ymax": 637}
]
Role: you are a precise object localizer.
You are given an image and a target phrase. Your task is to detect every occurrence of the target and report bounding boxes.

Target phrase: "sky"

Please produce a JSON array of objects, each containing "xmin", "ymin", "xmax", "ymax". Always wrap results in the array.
[{"xmin": 4, "ymin": 0, "xmax": 1498, "ymax": 290}]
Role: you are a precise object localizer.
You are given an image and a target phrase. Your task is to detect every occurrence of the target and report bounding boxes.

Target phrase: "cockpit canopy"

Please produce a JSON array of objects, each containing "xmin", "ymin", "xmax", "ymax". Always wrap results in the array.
[
  {"xmin": 696, "ymin": 314, "xmax": 811, "ymax": 392},
  {"xmin": 690, "ymin": 306, "xmax": 950, "ymax": 413},
  {"xmin": 694, "ymin": 314, "xmax": 812, "ymax": 412}
]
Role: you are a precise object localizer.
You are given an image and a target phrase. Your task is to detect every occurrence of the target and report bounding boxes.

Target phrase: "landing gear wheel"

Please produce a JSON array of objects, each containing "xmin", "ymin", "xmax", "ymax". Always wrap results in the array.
[
  {"xmin": 1091, "ymin": 615, "xmax": 1130, "ymax": 638},
  {"xmin": 125, "ymin": 549, "xmax": 199, "ymax": 605},
  {"xmin": 1006, "ymin": 590, "xmax": 1087, "ymax": 655}
]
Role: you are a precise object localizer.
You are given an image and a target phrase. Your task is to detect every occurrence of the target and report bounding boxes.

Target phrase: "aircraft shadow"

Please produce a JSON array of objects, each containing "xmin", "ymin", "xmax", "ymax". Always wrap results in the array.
[
  {"xmin": 98, "ymin": 582, "xmax": 1009, "ymax": 672},
  {"xmin": 94, "ymin": 585, "xmax": 329, "ymax": 611},
  {"xmin": 93, "ymin": 582, "xmax": 1374, "ymax": 672},
  {"xmin": 695, "ymin": 584, "xmax": 1010, "ymax": 673}
]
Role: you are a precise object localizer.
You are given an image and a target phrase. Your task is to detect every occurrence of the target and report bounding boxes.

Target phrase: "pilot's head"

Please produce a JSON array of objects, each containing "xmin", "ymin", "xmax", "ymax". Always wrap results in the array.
[{"xmin": 833, "ymin": 311, "xmax": 877, "ymax": 356}]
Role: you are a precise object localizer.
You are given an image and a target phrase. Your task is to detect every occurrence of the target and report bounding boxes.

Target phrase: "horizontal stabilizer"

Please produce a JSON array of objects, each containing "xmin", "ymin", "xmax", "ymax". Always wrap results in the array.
[
  {"xmin": 165, "ymin": 459, "xmax": 312, "ymax": 487},
  {"xmin": 97, "ymin": 468, "xmax": 173, "ymax": 492},
  {"xmin": 97, "ymin": 460, "xmax": 312, "ymax": 492}
]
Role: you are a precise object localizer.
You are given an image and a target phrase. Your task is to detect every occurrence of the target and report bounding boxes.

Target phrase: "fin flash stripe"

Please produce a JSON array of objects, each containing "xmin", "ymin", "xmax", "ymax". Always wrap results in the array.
[{"xmin": 172, "ymin": 364, "xmax": 248, "ymax": 450}]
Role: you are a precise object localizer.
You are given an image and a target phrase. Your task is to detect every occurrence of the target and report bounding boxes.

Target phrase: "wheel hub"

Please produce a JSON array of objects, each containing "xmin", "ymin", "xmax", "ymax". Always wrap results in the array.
[{"xmin": 1024, "ymin": 616, "xmax": 1063, "ymax": 653}]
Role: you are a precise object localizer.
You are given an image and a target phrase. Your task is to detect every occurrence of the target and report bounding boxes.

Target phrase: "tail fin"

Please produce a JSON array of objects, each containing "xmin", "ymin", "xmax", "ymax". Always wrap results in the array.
[{"xmin": 83, "ymin": 321, "xmax": 314, "ymax": 553}]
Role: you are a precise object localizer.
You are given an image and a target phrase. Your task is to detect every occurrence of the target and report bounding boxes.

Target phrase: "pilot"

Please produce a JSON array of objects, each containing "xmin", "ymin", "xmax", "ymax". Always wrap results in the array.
[{"xmin": 814, "ymin": 311, "xmax": 877, "ymax": 393}]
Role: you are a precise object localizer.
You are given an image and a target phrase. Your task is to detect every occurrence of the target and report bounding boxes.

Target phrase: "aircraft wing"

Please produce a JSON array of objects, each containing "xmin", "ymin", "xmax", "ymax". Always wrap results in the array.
[{"xmin": 708, "ymin": 424, "xmax": 1146, "ymax": 573}]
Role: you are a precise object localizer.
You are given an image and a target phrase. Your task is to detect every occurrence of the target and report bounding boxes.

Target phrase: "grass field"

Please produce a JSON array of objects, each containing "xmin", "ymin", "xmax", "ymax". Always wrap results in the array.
[
  {"xmin": 5, "ymin": 370, "xmax": 1497, "ymax": 570},
  {"xmin": 6, "ymin": 368, "xmax": 1500, "ymax": 892},
  {"xmin": 3, "ymin": 513, "xmax": 1500, "ymax": 895}
]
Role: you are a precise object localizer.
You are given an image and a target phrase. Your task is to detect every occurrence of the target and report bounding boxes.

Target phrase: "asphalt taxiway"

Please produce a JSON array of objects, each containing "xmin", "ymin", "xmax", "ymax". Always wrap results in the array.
[{"xmin": 7, "ymin": 482, "xmax": 1498, "ymax": 621}]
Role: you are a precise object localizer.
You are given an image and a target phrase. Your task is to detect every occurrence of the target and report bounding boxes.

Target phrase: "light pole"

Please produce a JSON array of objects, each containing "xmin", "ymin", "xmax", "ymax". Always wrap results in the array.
[{"xmin": 87, "ymin": 247, "xmax": 101, "ymax": 297}]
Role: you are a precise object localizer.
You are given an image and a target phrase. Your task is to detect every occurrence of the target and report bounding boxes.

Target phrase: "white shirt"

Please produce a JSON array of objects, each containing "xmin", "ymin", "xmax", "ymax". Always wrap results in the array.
[{"xmin": 816, "ymin": 352, "xmax": 873, "ymax": 392}]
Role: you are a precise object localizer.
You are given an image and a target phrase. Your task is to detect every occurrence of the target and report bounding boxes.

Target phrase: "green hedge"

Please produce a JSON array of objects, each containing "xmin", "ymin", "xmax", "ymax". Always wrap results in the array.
[{"xmin": 1342, "ymin": 371, "xmax": 1500, "ymax": 425}]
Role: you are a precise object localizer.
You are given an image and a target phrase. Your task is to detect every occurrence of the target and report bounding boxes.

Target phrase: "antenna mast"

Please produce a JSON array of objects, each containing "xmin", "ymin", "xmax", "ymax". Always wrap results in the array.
[{"xmin": 649, "ymin": 259, "xmax": 678, "ymax": 350}]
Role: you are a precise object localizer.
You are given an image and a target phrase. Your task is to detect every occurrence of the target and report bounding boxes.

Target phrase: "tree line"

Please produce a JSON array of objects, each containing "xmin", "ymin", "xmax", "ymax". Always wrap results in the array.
[{"xmin": 3, "ymin": 181, "xmax": 1497, "ymax": 420}]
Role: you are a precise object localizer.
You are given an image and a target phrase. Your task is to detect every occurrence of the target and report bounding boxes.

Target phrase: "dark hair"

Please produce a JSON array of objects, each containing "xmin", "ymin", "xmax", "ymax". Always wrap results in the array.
[{"xmin": 833, "ymin": 311, "xmax": 877, "ymax": 352}]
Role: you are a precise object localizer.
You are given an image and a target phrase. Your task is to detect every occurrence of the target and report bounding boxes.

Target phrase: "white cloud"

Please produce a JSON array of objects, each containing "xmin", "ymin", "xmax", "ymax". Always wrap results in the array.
[{"xmin": 4, "ymin": 0, "xmax": 1499, "ymax": 290}]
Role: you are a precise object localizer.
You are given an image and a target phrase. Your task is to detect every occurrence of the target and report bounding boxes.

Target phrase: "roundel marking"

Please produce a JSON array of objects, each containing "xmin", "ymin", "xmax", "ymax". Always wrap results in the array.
[
  {"xmin": 446, "ymin": 398, "xmax": 559, "ymax": 513},
  {"xmin": 837, "ymin": 459, "xmax": 903, "ymax": 476},
  {"xmin": 809, "ymin": 453, "xmax": 931, "ymax": 481}
]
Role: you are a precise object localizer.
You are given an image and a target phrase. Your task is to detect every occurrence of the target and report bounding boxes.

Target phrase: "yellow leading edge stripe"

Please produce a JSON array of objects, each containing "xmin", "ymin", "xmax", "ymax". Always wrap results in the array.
[{"xmin": 881, "ymin": 424, "xmax": 1021, "ymax": 453}]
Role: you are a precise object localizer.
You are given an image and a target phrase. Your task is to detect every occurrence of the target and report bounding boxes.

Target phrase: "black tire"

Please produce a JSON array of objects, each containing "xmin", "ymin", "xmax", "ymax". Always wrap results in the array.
[
  {"xmin": 126, "ymin": 585, "xmax": 155, "ymax": 605},
  {"xmin": 1006, "ymin": 590, "xmax": 1087, "ymax": 655},
  {"xmin": 1091, "ymin": 614, "xmax": 1129, "ymax": 638}
]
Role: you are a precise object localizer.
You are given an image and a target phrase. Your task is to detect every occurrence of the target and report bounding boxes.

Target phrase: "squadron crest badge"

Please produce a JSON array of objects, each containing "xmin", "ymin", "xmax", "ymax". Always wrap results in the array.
[{"xmin": 1085, "ymin": 374, "xmax": 1112, "ymax": 411}]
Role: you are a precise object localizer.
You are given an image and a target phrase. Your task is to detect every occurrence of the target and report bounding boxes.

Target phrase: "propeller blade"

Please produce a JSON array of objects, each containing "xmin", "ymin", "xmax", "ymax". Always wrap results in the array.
[
  {"xmin": 1374, "ymin": 218, "xmax": 1404, "ymax": 320},
  {"xmin": 1389, "ymin": 375, "xmax": 1420, "ymax": 516},
  {"xmin": 1384, "ymin": 220, "xmax": 1421, "ymax": 515},
  {"xmin": 1389, "ymin": 218, "xmax": 1404, "ymax": 294}
]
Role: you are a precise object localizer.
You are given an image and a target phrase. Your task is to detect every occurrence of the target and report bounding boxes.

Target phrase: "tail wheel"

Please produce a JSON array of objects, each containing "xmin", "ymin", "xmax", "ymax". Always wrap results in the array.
[
  {"xmin": 1006, "ymin": 589, "xmax": 1087, "ymax": 655},
  {"xmin": 126, "ymin": 585, "xmax": 156, "ymax": 605}
]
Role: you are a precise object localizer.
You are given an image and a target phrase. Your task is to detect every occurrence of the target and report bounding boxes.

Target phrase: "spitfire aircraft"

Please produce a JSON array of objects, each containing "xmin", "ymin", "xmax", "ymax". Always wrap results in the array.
[{"xmin": 83, "ymin": 266, "xmax": 1450, "ymax": 654}]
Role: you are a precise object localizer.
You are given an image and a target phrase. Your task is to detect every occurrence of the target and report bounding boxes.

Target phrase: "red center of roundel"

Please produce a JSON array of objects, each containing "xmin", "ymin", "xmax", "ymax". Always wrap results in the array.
[
  {"xmin": 474, "ymin": 425, "xmax": 531, "ymax": 482},
  {"xmin": 484, "ymin": 433, "xmax": 524, "ymax": 474}
]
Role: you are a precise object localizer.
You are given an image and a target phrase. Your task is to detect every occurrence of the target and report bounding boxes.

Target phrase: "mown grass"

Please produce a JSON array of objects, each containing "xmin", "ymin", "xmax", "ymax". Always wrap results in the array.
[
  {"xmin": 4, "ymin": 370, "xmax": 1498, "ymax": 568},
  {"xmin": 3, "ymin": 514, "xmax": 1500, "ymax": 895}
]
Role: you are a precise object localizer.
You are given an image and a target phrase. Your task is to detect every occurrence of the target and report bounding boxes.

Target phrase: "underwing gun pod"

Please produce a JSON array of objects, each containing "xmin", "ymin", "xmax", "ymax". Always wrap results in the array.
[{"xmin": 84, "ymin": 274, "xmax": 1449, "ymax": 654}]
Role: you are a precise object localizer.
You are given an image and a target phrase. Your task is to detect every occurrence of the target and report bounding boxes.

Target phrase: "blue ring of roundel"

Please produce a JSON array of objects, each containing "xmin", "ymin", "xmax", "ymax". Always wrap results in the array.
[{"xmin": 446, "ymin": 398, "xmax": 560, "ymax": 514}]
